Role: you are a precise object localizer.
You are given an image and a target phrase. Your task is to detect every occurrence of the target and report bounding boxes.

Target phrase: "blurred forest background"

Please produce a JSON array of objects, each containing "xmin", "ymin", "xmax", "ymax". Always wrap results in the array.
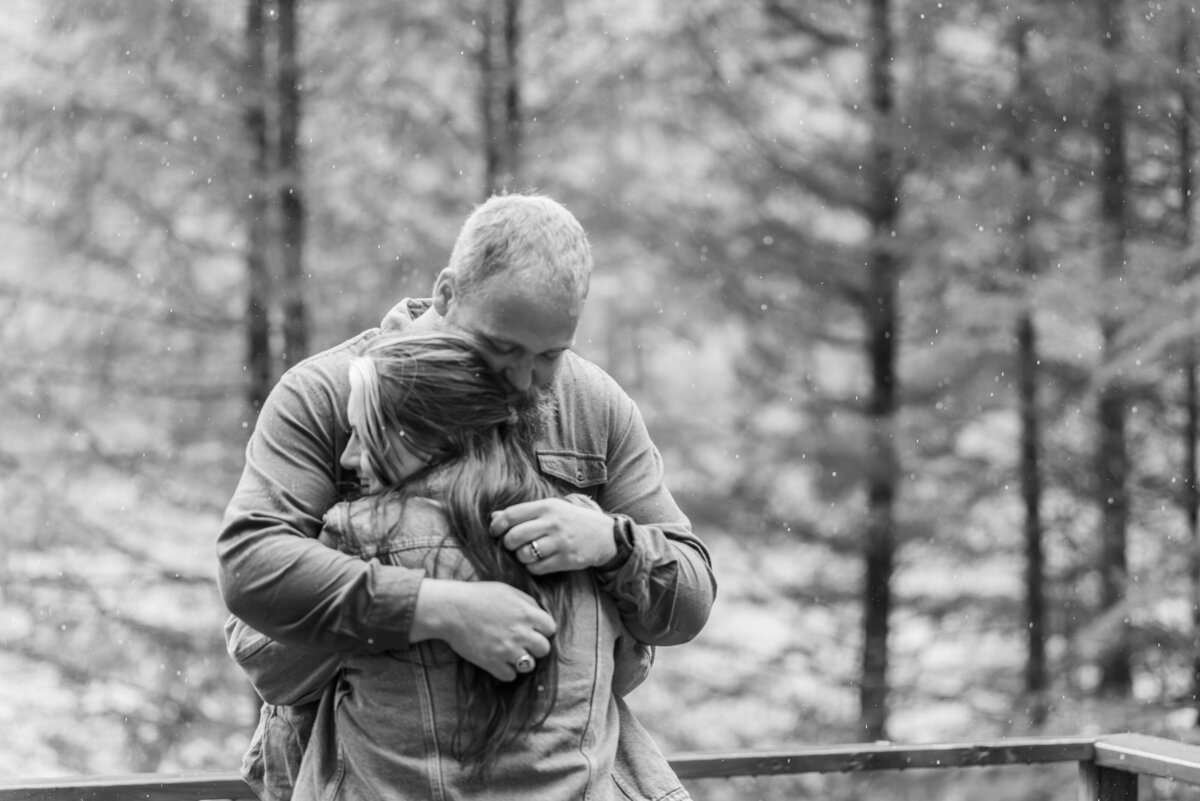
[{"xmin": 6, "ymin": 0, "xmax": 1200, "ymax": 798}]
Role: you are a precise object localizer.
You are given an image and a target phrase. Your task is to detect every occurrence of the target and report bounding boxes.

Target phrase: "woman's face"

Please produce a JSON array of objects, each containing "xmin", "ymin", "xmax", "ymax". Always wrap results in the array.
[
  {"xmin": 340, "ymin": 425, "xmax": 379, "ymax": 492},
  {"xmin": 340, "ymin": 371, "xmax": 427, "ymax": 492}
]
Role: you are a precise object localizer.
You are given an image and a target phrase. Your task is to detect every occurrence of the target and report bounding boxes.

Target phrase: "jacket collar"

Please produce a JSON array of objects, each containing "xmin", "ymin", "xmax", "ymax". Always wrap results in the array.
[{"xmin": 379, "ymin": 298, "xmax": 431, "ymax": 331}]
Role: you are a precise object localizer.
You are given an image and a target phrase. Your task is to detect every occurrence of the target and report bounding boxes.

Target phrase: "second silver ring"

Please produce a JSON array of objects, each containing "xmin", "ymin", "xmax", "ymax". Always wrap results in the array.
[{"xmin": 528, "ymin": 539, "xmax": 544, "ymax": 561}]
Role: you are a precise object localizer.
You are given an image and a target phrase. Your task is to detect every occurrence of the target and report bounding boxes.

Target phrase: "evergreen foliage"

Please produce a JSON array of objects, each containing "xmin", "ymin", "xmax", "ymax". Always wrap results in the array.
[{"xmin": 4, "ymin": 1, "xmax": 1200, "ymax": 796}]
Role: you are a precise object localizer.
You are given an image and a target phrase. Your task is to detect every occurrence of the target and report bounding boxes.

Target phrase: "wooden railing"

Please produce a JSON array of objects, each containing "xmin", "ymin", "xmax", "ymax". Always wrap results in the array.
[{"xmin": 0, "ymin": 733, "xmax": 1196, "ymax": 800}]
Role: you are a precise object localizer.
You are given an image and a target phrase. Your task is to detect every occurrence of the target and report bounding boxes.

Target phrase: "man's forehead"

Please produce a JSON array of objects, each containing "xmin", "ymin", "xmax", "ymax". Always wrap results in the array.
[
  {"xmin": 476, "ymin": 321, "xmax": 575, "ymax": 352},
  {"xmin": 463, "ymin": 289, "xmax": 580, "ymax": 349}
]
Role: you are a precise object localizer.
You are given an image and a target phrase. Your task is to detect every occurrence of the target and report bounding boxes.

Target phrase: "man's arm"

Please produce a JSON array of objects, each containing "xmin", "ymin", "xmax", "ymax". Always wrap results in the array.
[
  {"xmin": 218, "ymin": 351, "xmax": 557, "ymax": 679},
  {"xmin": 492, "ymin": 362, "xmax": 717, "ymax": 646},
  {"xmin": 224, "ymin": 614, "xmax": 341, "ymax": 706},
  {"xmin": 217, "ymin": 356, "xmax": 422, "ymax": 653},
  {"xmin": 493, "ymin": 499, "xmax": 714, "ymax": 646},
  {"xmin": 593, "ymin": 387, "xmax": 715, "ymax": 645}
]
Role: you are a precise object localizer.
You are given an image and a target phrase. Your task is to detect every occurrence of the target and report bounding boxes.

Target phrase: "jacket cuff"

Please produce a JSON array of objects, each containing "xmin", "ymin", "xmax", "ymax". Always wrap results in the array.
[{"xmin": 598, "ymin": 513, "xmax": 636, "ymax": 572}]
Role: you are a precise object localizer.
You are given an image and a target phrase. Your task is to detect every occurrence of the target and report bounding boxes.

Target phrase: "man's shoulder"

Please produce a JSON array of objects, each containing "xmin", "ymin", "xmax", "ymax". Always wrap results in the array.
[
  {"xmin": 285, "ymin": 298, "xmax": 422, "ymax": 381},
  {"xmin": 556, "ymin": 350, "xmax": 625, "ymax": 396},
  {"xmin": 550, "ymin": 351, "xmax": 639, "ymax": 429},
  {"xmin": 260, "ymin": 329, "xmax": 381, "ymax": 426},
  {"xmin": 283, "ymin": 329, "xmax": 380, "ymax": 383}
]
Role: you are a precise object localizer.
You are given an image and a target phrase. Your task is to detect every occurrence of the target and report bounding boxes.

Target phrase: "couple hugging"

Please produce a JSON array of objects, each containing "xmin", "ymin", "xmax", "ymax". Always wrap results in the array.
[{"xmin": 217, "ymin": 194, "xmax": 717, "ymax": 800}]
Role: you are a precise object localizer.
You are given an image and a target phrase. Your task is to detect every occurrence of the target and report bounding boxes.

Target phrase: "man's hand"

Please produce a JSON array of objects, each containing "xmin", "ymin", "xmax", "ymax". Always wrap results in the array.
[
  {"xmin": 489, "ymin": 497, "xmax": 618, "ymax": 574},
  {"xmin": 411, "ymin": 579, "xmax": 556, "ymax": 681}
]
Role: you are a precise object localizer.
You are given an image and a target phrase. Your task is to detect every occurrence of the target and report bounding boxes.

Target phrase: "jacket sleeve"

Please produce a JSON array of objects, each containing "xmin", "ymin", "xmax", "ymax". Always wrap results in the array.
[
  {"xmin": 224, "ymin": 614, "xmax": 342, "ymax": 706},
  {"xmin": 590, "ymin": 380, "xmax": 717, "ymax": 646},
  {"xmin": 216, "ymin": 357, "xmax": 422, "ymax": 654}
]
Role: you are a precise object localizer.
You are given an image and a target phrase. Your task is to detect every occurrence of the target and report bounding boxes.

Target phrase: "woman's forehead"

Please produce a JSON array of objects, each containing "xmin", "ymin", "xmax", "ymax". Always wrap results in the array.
[{"xmin": 346, "ymin": 368, "xmax": 366, "ymax": 426}]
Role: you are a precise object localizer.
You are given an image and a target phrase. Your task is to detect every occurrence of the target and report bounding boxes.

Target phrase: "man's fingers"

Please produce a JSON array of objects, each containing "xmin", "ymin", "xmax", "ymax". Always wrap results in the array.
[
  {"xmin": 489, "ymin": 499, "xmax": 555, "ymax": 536},
  {"xmin": 490, "ymin": 663, "xmax": 518, "ymax": 681},
  {"xmin": 526, "ymin": 605, "xmax": 558, "ymax": 639},
  {"xmin": 488, "ymin": 630, "xmax": 552, "ymax": 682},
  {"xmin": 502, "ymin": 521, "xmax": 545, "ymax": 553},
  {"xmin": 525, "ymin": 631, "xmax": 553, "ymax": 659},
  {"xmin": 439, "ymin": 581, "xmax": 562, "ymax": 682}
]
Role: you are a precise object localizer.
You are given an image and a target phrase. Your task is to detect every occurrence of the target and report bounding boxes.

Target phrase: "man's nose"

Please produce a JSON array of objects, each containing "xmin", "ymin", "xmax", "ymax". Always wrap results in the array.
[{"xmin": 503, "ymin": 355, "xmax": 536, "ymax": 393}]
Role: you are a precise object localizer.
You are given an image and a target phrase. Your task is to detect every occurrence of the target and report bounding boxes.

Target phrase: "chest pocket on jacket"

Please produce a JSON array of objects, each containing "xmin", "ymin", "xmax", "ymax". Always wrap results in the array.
[{"xmin": 536, "ymin": 451, "xmax": 607, "ymax": 491}]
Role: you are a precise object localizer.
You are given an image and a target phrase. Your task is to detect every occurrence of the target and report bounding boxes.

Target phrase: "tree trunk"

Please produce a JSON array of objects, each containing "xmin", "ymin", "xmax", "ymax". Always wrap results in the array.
[
  {"xmin": 1011, "ymin": 12, "xmax": 1048, "ymax": 728},
  {"xmin": 243, "ymin": 0, "xmax": 273, "ymax": 418},
  {"xmin": 1095, "ymin": 0, "xmax": 1132, "ymax": 696},
  {"xmin": 1176, "ymin": 4, "xmax": 1200, "ymax": 723},
  {"xmin": 275, "ymin": 0, "xmax": 309, "ymax": 368},
  {"xmin": 481, "ymin": 0, "xmax": 521, "ymax": 197},
  {"xmin": 1189, "ymin": 358, "xmax": 1200, "ymax": 719},
  {"xmin": 1017, "ymin": 310, "xmax": 1047, "ymax": 720},
  {"xmin": 503, "ymin": 0, "xmax": 521, "ymax": 180},
  {"xmin": 859, "ymin": 0, "xmax": 900, "ymax": 742}
]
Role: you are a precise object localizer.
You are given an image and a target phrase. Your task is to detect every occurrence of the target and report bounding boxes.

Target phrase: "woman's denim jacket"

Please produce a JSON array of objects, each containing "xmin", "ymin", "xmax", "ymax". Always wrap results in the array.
[{"xmin": 229, "ymin": 491, "xmax": 689, "ymax": 800}]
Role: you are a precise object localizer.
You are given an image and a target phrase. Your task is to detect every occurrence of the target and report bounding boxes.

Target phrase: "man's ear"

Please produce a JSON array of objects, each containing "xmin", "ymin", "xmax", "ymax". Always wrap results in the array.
[{"xmin": 432, "ymin": 269, "xmax": 455, "ymax": 315}]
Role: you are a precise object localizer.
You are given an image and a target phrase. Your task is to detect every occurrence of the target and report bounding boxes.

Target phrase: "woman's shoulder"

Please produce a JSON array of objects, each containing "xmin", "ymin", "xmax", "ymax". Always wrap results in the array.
[
  {"xmin": 322, "ymin": 494, "xmax": 447, "ymax": 552},
  {"xmin": 321, "ymin": 494, "xmax": 477, "ymax": 579}
]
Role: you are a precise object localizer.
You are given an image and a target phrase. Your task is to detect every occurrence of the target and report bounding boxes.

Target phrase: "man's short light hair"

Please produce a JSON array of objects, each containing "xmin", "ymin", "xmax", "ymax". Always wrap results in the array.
[{"xmin": 447, "ymin": 193, "xmax": 592, "ymax": 301}]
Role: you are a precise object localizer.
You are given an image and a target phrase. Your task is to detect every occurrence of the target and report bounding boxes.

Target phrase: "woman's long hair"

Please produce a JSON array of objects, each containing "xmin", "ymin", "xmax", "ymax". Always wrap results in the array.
[{"xmin": 348, "ymin": 330, "xmax": 572, "ymax": 774}]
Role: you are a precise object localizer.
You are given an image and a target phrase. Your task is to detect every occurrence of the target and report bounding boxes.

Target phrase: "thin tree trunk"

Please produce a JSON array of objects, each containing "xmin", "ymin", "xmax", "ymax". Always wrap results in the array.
[
  {"xmin": 1175, "ymin": 4, "xmax": 1200, "ymax": 723},
  {"xmin": 243, "ymin": 0, "xmax": 273, "ymax": 417},
  {"xmin": 1095, "ymin": 0, "xmax": 1132, "ymax": 696},
  {"xmin": 1017, "ymin": 308, "xmax": 1046, "ymax": 721},
  {"xmin": 275, "ymin": 0, "xmax": 309, "ymax": 368},
  {"xmin": 1189, "ymin": 359, "xmax": 1200, "ymax": 718},
  {"xmin": 481, "ymin": 0, "xmax": 521, "ymax": 196},
  {"xmin": 503, "ymin": 0, "xmax": 521, "ymax": 180},
  {"xmin": 1010, "ymin": 12, "xmax": 1048, "ymax": 728},
  {"xmin": 860, "ymin": 0, "xmax": 900, "ymax": 742}
]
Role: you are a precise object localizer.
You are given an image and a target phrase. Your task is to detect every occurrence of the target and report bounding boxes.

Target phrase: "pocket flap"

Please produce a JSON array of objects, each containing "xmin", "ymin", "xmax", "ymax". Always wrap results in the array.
[{"xmin": 536, "ymin": 451, "xmax": 607, "ymax": 488}]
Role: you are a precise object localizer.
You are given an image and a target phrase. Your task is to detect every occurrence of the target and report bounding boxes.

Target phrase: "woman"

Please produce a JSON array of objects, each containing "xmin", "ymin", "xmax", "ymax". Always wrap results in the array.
[{"xmin": 229, "ymin": 330, "xmax": 665, "ymax": 800}]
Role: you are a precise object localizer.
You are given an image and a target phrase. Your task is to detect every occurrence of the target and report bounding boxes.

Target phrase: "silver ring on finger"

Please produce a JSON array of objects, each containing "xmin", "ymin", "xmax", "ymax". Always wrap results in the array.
[
  {"xmin": 527, "ymin": 539, "xmax": 544, "ymax": 562},
  {"xmin": 515, "ymin": 653, "xmax": 536, "ymax": 673}
]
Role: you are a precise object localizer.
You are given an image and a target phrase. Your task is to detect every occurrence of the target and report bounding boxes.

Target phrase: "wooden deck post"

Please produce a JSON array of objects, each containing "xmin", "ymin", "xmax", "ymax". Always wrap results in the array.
[{"xmin": 1079, "ymin": 762, "xmax": 1138, "ymax": 801}]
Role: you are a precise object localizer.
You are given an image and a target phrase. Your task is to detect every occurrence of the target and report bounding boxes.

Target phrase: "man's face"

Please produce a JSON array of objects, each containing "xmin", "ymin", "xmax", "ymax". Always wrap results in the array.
[{"xmin": 442, "ymin": 278, "xmax": 582, "ymax": 397}]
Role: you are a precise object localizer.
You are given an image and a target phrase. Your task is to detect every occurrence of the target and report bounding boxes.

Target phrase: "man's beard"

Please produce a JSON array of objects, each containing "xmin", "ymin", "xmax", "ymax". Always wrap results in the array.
[{"xmin": 508, "ymin": 386, "xmax": 555, "ymax": 451}]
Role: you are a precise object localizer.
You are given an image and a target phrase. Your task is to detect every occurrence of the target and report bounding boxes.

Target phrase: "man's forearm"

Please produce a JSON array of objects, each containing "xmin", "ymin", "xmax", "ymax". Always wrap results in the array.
[{"xmin": 219, "ymin": 520, "xmax": 423, "ymax": 653}]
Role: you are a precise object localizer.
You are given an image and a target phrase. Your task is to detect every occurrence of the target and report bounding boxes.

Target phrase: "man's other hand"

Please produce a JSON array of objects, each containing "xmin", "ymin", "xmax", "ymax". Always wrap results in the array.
[{"xmin": 489, "ymin": 497, "xmax": 618, "ymax": 574}]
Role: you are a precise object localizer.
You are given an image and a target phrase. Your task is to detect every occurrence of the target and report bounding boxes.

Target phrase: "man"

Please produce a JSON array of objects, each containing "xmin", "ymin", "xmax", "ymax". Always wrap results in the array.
[{"xmin": 218, "ymin": 193, "xmax": 716, "ymax": 798}]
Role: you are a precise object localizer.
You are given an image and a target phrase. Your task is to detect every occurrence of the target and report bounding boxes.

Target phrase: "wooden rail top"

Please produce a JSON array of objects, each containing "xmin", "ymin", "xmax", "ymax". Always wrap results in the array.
[
  {"xmin": 1, "ymin": 733, "xmax": 1199, "ymax": 800},
  {"xmin": 668, "ymin": 733, "xmax": 1097, "ymax": 778},
  {"xmin": 1093, "ymin": 732, "xmax": 1200, "ymax": 785}
]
